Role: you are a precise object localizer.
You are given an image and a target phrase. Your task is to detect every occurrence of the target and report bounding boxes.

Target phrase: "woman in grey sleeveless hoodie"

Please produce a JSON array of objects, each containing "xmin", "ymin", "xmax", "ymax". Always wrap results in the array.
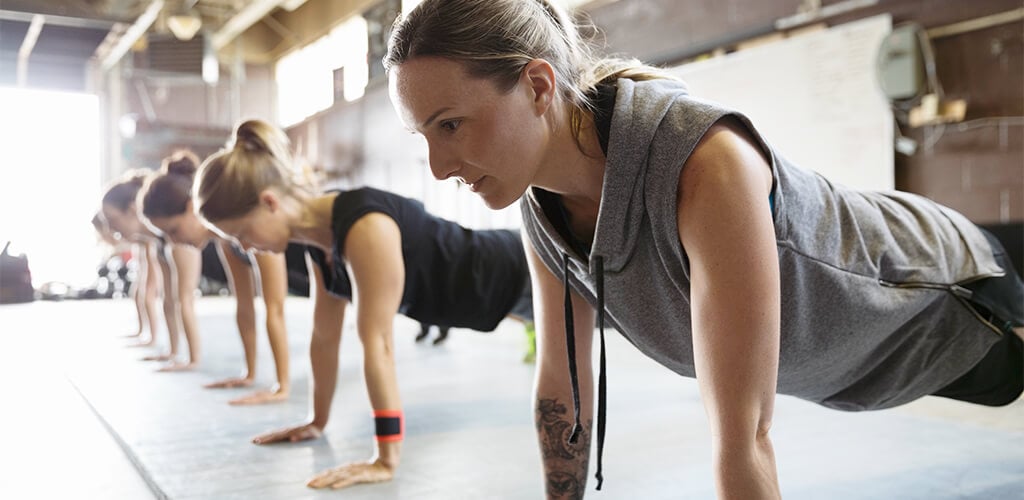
[{"xmin": 385, "ymin": 1, "xmax": 1024, "ymax": 498}]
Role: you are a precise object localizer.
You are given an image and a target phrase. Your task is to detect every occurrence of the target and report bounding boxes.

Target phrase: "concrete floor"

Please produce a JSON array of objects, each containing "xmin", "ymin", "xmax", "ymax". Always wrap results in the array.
[{"xmin": 0, "ymin": 297, "xmax": 1021, "ymax": 499}]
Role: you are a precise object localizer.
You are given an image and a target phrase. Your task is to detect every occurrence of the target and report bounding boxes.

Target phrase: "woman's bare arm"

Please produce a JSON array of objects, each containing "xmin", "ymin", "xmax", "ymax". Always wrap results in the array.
[{"xmin": 677, "ymin": 118, "xmax": 781, "ymax": 500}]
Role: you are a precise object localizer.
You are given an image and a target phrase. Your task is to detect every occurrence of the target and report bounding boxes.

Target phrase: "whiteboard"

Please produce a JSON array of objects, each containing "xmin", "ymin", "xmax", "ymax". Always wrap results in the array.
[{"xmin": 668, "ymin": 14, "xmax": 894, "ymax": 190}]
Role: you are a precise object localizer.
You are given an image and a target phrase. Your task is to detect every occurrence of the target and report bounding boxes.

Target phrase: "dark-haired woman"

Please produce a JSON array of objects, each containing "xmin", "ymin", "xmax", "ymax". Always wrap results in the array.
[
  {"xmin": 139, "ymin": 150, "xmax": 292, "ymax": 404},
  {"xmin": 101, "ymin": 170, "xmax": 202, "ymax": 371}
]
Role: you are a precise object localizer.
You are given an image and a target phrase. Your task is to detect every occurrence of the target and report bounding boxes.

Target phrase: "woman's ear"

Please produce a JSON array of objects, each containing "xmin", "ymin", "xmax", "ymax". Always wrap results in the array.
[
  {"xmin": 522, "ymin": 59, "xmax": 557, "ymax": 116},
  {"xmin": 259, "ymin": 189, "xmax": 279, "ymax": 212}
]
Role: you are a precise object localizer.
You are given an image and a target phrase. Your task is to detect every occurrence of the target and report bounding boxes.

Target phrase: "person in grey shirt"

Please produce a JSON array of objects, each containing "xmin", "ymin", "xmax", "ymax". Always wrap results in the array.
[{"xmin": 385, "ymin": 1, "xmax": 1024, "ymax": 498}]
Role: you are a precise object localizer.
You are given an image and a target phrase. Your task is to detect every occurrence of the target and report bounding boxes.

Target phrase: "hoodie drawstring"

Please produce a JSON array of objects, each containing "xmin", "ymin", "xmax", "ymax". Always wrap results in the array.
[
  {"xmin": 563, "ymin": 252, "xmax": 583, "ymax": 444},
  {"xmin": 594, "ymin": 255, "xmax": 607, "ymax": 490},
  {"xmin": 562, "ymin": 252, "xmax": 608, "ymax": 491}
]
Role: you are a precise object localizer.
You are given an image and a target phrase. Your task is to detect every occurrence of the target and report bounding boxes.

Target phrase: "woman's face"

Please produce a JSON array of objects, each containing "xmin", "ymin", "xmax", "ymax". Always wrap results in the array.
[
  {"xmin": 389, "ymin": 56, "xmax": 552, "ymax": 210},
  {"xmin": 209, "ymin": 201, "xmax": 291, "ymax": 254},
  {"xmin": 147, "ymin": 204, "xmax": 211, "ymax": 248},
  {"xmin": 101, "ymin": 204, "xmax": 146, "ymax": 241}
]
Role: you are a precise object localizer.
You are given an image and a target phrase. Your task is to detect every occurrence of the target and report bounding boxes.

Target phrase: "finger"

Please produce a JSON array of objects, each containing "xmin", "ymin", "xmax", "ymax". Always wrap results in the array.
[
  {"xmin": 330, "ymin": 475, "xmax": 361, "ymax": 490},
  {"xmin": 231, "ymin": 393, "xmax": 275, "ymax": 405},
  {"xmin": 308, "ymin": 467, "xmax": 350, "ymax": 489},
  {"xmin": 331, "ymin": 465, "xmax": 391, "ymax": 489},
  {"xmin": 329, "ymin": 466, "xmax": 372, "ymax": 490},
  {"xmin": 253, "ymin": 430, "xmax": 287, "ymax": 444},
  {"xmin": 307, "ymin": 470, "xmax": 335, "ymax": 488},
  {"xmin": 229, "ymin": 393, "xmax": 262, "ymax": 405}
]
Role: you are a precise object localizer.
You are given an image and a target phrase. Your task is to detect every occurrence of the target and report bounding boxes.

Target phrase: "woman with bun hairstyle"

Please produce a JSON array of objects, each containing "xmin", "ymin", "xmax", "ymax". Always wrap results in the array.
[
  {"xmin": 384, "ymin": 1, "xmax": 1024, "ymax": 498},
  {"xmin": 140, "ymin": 150, "xmax": 291, "ymax": 404},
  {"xmin": 194, "ymin": 119, "xmax": 534, "ymax": 490},
  {"xmin": 101, "ymin": 170, "xmax": 202, "ymax": 370},
  {"xmin": 92, "ymin": 212, "xmax": 161, "ymax": 344}
]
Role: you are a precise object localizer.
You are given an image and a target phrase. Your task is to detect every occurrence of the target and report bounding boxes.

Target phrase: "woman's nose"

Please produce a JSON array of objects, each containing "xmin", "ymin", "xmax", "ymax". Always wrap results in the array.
[{"xmin": 428, "ymin": 146, "xmax": 458, "ymax": 181}]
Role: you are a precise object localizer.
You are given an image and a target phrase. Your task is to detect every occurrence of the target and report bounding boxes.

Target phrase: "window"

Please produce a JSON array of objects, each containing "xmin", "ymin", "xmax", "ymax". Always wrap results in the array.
[{"xmin": 276, "ymin": 16, "xmax": 369, "ymax": 127}]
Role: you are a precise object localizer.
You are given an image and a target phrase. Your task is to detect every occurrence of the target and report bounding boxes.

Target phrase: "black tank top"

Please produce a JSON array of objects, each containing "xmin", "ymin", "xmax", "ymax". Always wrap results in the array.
[{"xmin": 314, "ymin": 187, "xmax": 528, "ymax": 331}]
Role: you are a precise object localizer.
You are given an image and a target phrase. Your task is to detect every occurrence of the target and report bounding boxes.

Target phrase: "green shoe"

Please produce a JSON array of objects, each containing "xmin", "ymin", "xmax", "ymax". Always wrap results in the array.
[{"xmin": 522, "ymin": 322, "xmax": 536, "ymax": 364}]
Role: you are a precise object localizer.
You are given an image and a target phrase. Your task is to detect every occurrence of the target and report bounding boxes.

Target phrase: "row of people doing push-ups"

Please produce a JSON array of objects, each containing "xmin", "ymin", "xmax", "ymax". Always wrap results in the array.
[
  {"xmin": 94, "ymin": 124, "xmax": 537, "ymax": 488},
  {"xmin": 92, "ymin": 0, "xmax": 1023, "ymax": 497}
]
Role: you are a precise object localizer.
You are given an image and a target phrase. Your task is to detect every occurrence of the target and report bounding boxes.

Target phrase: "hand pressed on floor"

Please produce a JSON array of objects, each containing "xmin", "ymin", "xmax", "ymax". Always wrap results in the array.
[
  {"xmin": 157, "ymin": 361, "xmax": 195, "ymax": 372},
  {"xmin": 307, "ymin": 459, "xmax": 395, "ymax": 490},
  {"xmin": 229, "ymin": 389, "xmax": 288, "ymax": 405},
  {"xmin": 252, "ymin": 422, "xmax": 322, "ymax": 444},
  {"xmin": 203, "ymin": 376, "xmax": 254, "ymax": 389}
]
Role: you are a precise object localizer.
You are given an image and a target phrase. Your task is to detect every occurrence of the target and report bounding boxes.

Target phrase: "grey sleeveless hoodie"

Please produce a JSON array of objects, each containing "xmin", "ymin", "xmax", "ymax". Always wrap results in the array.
[{"xmin": 521, "ymin": 77, "xmax": 1006, "ymax": 414}]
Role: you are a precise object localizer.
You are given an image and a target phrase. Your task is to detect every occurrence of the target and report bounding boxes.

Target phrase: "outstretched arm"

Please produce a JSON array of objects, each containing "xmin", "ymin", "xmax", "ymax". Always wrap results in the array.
[
  {"xmin": 154, "ymin": 242, "xmax": 181, "ymax": 362},
  {"xmin": 206, "ymin": 241, "xmax": 258, "ymax": 388},
  {"xmin": 225, "ymin": 249, "xmax": 292, "ymax": 403},
  {"xmin": 159, "ymin": 243, "xmax": 202, "ymax": 370},
  {"xmin": 127, "ymin": 243, "xmax": 159, "ymax": 346},
  {"xmin": 245, "ymin": 251, "xmax": 291, "ymax": 403},
  {"xmin": 143, "ymin": 245, "xmax": 162, "ymax": 342},
  {"xmin": 525, "ymin": 238, "xmax": 596, "ymax": 500},
  {"xmin": 307, "ymin": 213, "xmax": 405, "ymax": 490},
  {"xmin": 127, "ymin": 247, "xmax": 145, "ymax": 337},
  {"xmin": 677, "ymin": 118, "xmax": 781, "ymax": 500},
  {"xmin": 252, "ymin": 252, "xmax": 346, "ymax": 443}
]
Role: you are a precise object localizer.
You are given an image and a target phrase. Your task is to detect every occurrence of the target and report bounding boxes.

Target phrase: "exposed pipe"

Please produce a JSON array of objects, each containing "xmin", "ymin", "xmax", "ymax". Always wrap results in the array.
[
  {"xmin": 211, "ymin": 0, "xmax": 293, "ymax": 51},
  {"xmin": 926, "ymin": 8, "xmax": 1024, "ymax": 39},
  {"xmin": 16, "ymin": 14, "xmax": 45, "ymax": 87},
  {"xmin": 775, "ymin": 0, "xmax": 879, "ymax": 31},
  {"xmin": 0, "ymin": 9, "xmax": 115, "ymax": 30},
  {"xmin": 100, "ymin": 0, "xmax": 164, "ymax": 71},
  {"xmin": 648, "ymin": 0, "xmax": 880, "ymax": 66}
]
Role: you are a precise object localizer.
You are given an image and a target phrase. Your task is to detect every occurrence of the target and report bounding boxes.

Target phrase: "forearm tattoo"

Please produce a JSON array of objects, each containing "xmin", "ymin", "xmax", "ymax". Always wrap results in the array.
[{"xmin": 536, "ymin": 398, "xmax": 591, "ymax": 499}]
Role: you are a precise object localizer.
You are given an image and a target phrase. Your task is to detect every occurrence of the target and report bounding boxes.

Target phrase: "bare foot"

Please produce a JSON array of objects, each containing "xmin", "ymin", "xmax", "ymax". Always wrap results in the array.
[
  {"xmin": 141, "ymin": 352, "xmax": 173, "ymax": 362},
  {"xmin": 127, "ymin": 339, "xmax": 156, "ymax": 348},
  {"xmin": 121, "ymin": 331, "xmax": 143, "ymax": 338},
  {"xmin": 203, "ymin": 377, "xmax": 255, "ymax": 389},
  {"xmin": 229, "ymin": 389, "xmax": 290, "ymax": 405}
]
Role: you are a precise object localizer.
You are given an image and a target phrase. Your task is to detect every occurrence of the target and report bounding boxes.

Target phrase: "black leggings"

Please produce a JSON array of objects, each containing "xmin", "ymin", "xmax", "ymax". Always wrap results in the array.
[{"xmin": 932, "ymin": 228, "xmax": 1024, "ymax": 407}]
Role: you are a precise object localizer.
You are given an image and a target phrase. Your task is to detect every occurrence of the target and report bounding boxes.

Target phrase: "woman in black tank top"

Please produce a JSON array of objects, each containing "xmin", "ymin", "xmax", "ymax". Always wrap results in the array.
[
  {"xmin": 139, "ymin": 150, "xmax": 294, "ymax": 405},
  {"xmin": 193, "ymin": 119, "xmax": 533, "ymax": 491},
  {"xmin": 101, "ymin": 170, "xmax": 202, "ymax": 372},
  {"xmin": 91, "ymin": 211, "xmax": 162, "ymax": 347}
]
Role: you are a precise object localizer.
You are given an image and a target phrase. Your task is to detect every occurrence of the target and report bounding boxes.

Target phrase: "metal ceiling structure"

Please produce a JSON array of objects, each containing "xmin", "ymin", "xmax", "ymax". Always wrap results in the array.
[{"xmin": 0, "ymin": 0, "xmax": 322, "ymax": 91}]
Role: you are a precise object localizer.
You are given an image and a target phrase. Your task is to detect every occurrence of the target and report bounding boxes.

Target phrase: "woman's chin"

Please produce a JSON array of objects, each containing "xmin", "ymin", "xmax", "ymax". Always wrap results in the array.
[{"xmin": 480, "ymin": 190, "xmax": 518, "ymax": 211}]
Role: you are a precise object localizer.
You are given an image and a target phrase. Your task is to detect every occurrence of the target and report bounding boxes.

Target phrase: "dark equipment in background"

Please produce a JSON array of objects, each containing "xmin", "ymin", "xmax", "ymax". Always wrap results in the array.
[{"xmin": 0, "ymin": 241, "xmax": 34, "ymax": 304}]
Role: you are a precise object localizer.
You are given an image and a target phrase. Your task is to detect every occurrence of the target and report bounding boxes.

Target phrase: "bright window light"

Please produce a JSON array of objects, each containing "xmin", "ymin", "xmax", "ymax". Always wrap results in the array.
[
  {"xmin": 401, "ymin": 0, "xmax": 424, "ymax": 13},
  {"xmin": 0, "ymin": 87, "xmax": 103, "ymax": 288},
  {"xmin": 276, "ymin": 15, "xmax": 368, "ymax": 127}
]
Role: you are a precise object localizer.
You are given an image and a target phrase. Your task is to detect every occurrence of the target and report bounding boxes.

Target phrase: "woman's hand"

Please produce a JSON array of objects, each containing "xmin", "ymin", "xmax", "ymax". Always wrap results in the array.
[
  {"xmin": 157, "ymin": 361, "xmax": 196, "ymax": 372},
  {"xmin": 252, "ymin": 422, "xmax": 323, "ymax": 444},
  {"xmin": 229, "ymin": 388, "xmax": 289, "ymax": 405},
  {"xmin": 306, "ymin": 459, "xmax": 395, "ymax": 490},
  {"xmin": 203, "ymin": 376, "xmax": 254, "ymax": 389}
]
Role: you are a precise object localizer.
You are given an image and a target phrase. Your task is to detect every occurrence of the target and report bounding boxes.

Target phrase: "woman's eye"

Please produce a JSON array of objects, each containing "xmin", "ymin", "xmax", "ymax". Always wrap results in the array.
[{"xmin": 440, "ymin": 120, "xmax": 461, "ymax": 132}]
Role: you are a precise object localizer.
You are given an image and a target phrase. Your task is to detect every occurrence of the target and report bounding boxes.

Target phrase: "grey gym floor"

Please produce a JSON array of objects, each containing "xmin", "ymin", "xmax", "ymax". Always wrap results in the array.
[{"xmin": 0, "ymin": 297, "xmax": 1021, "ymax": 499}]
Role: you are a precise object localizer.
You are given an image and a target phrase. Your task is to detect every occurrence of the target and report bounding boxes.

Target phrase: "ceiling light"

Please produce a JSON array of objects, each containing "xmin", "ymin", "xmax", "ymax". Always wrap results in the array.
[{"xmin": 168, "ymin": 8, "xmax": 202, "ymax": 41}]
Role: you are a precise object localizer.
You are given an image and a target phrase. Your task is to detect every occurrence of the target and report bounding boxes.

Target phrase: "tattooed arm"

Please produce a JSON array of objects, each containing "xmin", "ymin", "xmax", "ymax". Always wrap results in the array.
[{"xmin": 525, "ymin": 238, "xmax": 596, "ymax": 499}]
